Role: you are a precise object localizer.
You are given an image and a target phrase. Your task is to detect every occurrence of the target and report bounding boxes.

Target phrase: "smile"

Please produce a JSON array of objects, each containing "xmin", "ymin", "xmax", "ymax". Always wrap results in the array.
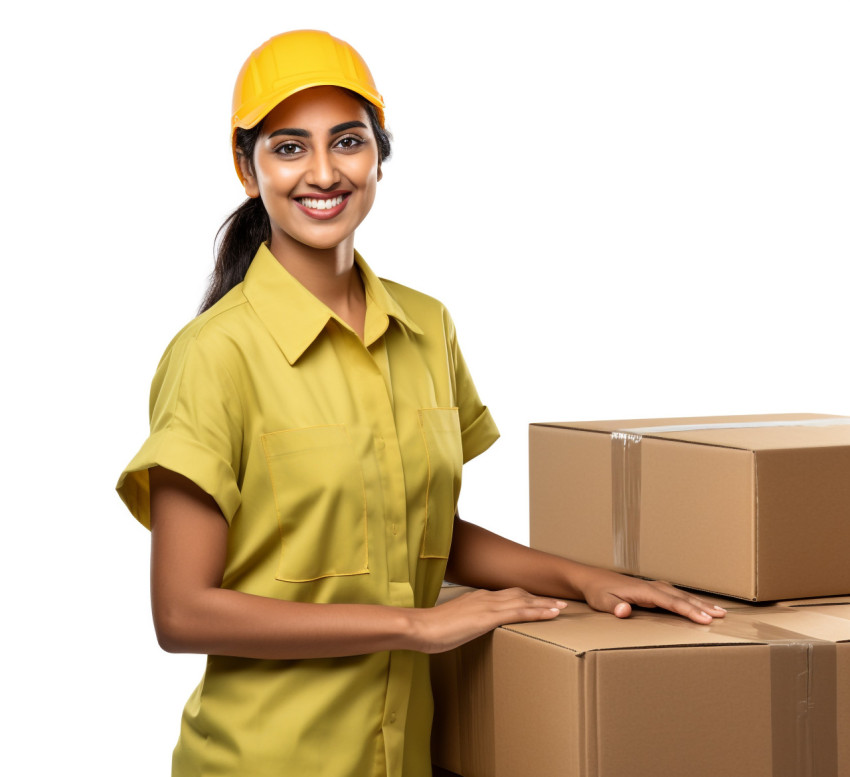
[
  {"xmin": 297, "ymin": 195, "xmax": 346, "ymax": 210},
  {"xmin": 294, "ymin": 193, "xmax": 350, "ymax": 220}
]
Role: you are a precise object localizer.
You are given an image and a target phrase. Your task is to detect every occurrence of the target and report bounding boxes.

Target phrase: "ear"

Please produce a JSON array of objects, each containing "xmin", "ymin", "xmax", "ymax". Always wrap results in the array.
[
  {"xmin": 377, "ymin": 162, "xmax": 383, "ymax": 182},
  {"xmin": 238, "ymin": 152, "xmax": 261, "ymax": 198}
]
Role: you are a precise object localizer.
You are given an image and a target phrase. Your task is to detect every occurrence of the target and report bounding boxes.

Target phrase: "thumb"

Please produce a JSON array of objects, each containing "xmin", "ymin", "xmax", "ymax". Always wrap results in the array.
[
  {"xmin": 612, "ymin": 601, "xmax": 632, "ymax": 618},
  {"xmin": 591, "ymin": 591, "xmax": 632, "ymax": 618}
]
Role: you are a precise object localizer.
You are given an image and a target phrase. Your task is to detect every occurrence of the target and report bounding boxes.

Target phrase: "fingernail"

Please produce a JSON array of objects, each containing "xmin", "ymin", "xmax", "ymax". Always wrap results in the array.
[
  {"xmin": 550, "ymin": 607, "xmax": 561, "ymax": 613},
  {"xmin": 713, "ymin": 606, "xmax": 727, "ymax": 613},
  {"xmin": 700, "ymin": 611, "xmax": 711, "ymax": 619},
  {"xmin": 555, "ymin": 600, "xmax": 567, "ymax": 608}
]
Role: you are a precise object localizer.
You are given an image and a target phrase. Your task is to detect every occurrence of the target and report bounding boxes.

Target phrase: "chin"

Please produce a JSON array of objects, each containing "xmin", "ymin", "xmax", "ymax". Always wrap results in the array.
[{"xmin": 299, "ymin": 234, "xmax": 351, "ymax": 251}]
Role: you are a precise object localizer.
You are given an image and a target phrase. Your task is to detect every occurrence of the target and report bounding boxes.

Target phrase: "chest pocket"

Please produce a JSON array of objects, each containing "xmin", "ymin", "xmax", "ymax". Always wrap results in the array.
[
  {"xmin": 417, "ymin": 407, "xmax": 463, "ymax": 559},
  {"xmin": 262, "ymin": 425, "xmax": 368, "ymax": 582}
]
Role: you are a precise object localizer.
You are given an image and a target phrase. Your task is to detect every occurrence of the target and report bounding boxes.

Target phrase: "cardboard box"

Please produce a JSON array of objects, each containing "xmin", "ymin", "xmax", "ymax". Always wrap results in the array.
[
  {"xmin": 431, "ymin": 589, "xmax": 850, "ymax": 777},
  {"xmin": 529, "ymin": 413, "xmax": 850, "ymax": 600}
]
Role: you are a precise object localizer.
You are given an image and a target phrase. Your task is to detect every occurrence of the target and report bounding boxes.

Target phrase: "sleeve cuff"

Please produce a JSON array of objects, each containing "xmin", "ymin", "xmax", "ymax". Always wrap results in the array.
[
  {"xmin": 115, "ymin": 429, "xmax": 241, "ymax": 529},
  {"xmin": 461, "ymin": 406, "xmax": 500, "ymax": 464}
]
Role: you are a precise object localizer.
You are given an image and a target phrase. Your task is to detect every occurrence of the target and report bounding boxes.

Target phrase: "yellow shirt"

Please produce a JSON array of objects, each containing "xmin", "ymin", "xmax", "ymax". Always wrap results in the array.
[{"xmin": 117, "ymin": 244, "xmax": 499, "ymax": 777}]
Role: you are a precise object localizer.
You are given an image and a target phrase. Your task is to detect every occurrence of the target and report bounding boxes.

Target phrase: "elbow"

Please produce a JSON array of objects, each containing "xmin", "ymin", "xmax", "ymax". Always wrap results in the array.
[
  {"xmin": 152, "ymin": 602, "xmax": 199, "ymax": 654},
  {"xmin": 154, "ymin": 626, "xmax": 184, "ymax": 654}
]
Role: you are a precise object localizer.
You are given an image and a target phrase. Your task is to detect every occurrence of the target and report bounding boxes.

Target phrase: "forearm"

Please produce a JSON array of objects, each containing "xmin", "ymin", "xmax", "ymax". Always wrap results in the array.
[
  {"xmin": 445, "ymin": 516, "xmax": 728, "ymax": 625},
  {"xmin": 149, "ymin": 468, "xmax": 568, "ymax": 659},
  {"xmin": 150, "ymin": 466, "xmax": 425, "ymax": 660},
  {"xmin": 445, "ymin": 516, "xmax": 593, "ymax": 600},
  {"xmin": 153, "ymin": 587, "xmax": 418, "ymax": 659}
]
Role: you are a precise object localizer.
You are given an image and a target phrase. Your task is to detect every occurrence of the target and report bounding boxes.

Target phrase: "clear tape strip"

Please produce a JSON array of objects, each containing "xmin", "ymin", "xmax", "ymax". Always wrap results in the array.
[
  {"xmin": 620, "ymin": 417, "xmax": 850, "ymax": 434},
  {"xmin": 610, "ymin": 432, "xmax": 641, "ymax": 574},
  {"xmin": 770, "ymin": 642, "xmax": 838, "ymax": 777},
  {"xmin": 629, "ymin": 608, "xmax": 822, "ymax": 643}
]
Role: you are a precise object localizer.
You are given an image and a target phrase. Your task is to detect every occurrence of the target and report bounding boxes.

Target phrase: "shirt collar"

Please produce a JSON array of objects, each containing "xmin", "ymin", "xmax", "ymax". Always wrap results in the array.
[{"xmin": 243, "ymin": 243, "xmax": 423, "ymax": 365}]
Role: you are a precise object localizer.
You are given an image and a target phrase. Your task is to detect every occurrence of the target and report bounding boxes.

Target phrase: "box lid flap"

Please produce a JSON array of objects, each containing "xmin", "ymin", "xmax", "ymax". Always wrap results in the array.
[
  {"xmin": 500, "ymin": 605, "xmax": 850, "ymax": 655},
  {"xmin": 532, "ymin": 413, "xmax": 850, "ymax": 451}
]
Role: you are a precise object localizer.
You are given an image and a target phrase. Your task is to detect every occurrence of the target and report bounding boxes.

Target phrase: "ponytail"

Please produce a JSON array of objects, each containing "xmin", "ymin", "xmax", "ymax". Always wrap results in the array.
[
  {"xmin": 200, "ymin": 124, "xmax": 267, "ymax": 313},
  {"xmin": 200, "ymin": 195, "xmax": 270, "ymax": 313}
]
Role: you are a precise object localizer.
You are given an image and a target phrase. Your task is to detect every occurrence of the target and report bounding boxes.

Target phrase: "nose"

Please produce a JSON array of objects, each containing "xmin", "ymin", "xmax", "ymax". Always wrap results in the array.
[{"xmin": 305, "ymin": 147, "xmax": 340, "ymax": 190}]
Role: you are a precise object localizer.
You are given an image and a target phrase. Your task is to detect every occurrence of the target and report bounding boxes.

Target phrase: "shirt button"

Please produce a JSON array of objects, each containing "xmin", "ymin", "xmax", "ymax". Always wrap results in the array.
[
  {"xmin": 375, "ymin": 436, "xmax": 386, "ymax": 451},
  {"xmin": 390, "ymin": 712, "xmax": 397, "ymax": 723}
]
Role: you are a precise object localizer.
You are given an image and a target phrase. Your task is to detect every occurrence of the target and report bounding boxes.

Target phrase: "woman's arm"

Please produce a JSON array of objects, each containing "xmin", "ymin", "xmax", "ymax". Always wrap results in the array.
[
  {"xmin": 445, "ymin": 515, "xmax": 726, "ymax": 624},
  {"xmin": 149, "ymin": 467, "xmax": 567, "ymax": 659}
]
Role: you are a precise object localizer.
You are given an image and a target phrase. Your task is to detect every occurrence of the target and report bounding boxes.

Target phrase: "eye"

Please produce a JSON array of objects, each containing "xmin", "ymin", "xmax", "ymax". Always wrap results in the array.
[
  {"xmin": 274, "ymin": 141, "xmax": 305, "ymax": 156},
  {"xmin": 334, "ymin": 134, "xmax": 365, "ymax": 151}
]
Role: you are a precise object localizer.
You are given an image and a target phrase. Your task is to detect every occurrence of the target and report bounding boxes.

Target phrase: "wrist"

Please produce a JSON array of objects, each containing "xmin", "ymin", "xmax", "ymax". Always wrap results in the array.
[
  {"xmin": 396, "ymin": 605, "xmax": 427, "ymax": 653},
  {"xmin": 557, "ymin": 557, "xmax": 595, "ymax": 601}
]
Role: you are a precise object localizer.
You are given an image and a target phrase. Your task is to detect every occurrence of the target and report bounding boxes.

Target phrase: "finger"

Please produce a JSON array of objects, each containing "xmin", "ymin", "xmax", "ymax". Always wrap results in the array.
[
  {"xmin": 650, "ymin": 586, "xmax": 728, "ymax": 620},
  {"xmin": 488, "ymin": 589, "xmax": 568, "ymax": 611},
  {"xmin": 491, "ymin": 592, "xmax": 569, "ymax": 625},
  {"xmin": 613, "ymin": 601, "xmax": 632, "ymax": 618},
  {"xmin": 653, "ymin": 592, "xmax": 717, "ymax": 624},
  {"xmin": 596, "ymin": 584, "xmax": 721, "ymax": 624},
  {"xmin": 687, "ymin": 593, "xmax": 728, "ymax": 616},
  {"xmin": 685, "ymin": 596, "xmax": 727, "ymax": 616},
  {"xmin": 589, "ymin": 590, "xmax": 633, "ymax": 618},
  {"xmin": 453, "ymin": 590, "xmax": 568, "ymax": 623},
  {"xmin": 500, "ymin": 602, "xmax": 565, "ymax": 625},
  {"xmin": 501, "ymin": 598, "xmax": 568, "ymax": 618}
]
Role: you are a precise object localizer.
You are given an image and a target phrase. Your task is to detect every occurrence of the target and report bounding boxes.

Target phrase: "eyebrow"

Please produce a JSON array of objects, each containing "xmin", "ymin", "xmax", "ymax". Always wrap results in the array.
[
  {"xmin": 267, "ymin": 120, "xmax": 368, "ymax": 140},
  {"xmin": 329, "ymin": 120, "xmax": 368, "ymax": 134}
]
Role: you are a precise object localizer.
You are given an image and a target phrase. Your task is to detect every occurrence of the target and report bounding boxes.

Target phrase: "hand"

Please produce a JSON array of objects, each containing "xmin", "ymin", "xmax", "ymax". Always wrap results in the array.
[
  {"xmin": 410, "ymin": 588, "xmax": 567, "ymax": 654},
  {"xmin": 578, "ymin": 567, "xmax": 727, "ymax": 624}
]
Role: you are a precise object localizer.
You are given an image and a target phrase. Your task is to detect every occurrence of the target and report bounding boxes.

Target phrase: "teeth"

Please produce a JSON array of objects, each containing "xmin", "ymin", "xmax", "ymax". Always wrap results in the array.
[{"xmin": 300, "ymin": 195, "xmax": 344, "ymax": 210}]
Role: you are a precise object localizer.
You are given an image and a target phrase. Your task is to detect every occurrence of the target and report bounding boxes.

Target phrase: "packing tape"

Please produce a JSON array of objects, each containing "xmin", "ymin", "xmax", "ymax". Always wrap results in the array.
[
  {"xmin": 633, "ymin": 607, "xmax": 819, "ymax": 642},
  {"xmin": 770, "ymin": 642, "xmax": 838, "ymax": 777},
  {"xmin": 620, "ymin": 417, "xmax": 850, "ymax": 434},
  {"xmin": 610, "ymin": 432, "xmax": 641, "ymax": 575},
  {"xmin": 608, "ymin": 416, "xmax": 850, "ymax": 576}
]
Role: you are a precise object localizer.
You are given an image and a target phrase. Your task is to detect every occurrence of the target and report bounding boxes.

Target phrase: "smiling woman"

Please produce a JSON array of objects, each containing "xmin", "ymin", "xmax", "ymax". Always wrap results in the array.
[{"xmin": 115, "ymin": 28, "xmax": 726, "ymax": 777}]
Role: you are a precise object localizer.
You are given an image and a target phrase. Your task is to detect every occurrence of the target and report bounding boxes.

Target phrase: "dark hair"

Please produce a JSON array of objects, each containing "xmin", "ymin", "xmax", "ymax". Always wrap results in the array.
[{"xmin": 199, "ymin": 94, "xmax": 392, "ymax": 313}]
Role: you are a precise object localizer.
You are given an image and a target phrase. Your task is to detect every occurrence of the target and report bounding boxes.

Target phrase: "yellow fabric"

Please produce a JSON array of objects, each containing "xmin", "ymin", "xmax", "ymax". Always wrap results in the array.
[{"xmin": 116, "ymin": 243, "xmax": 499, "ymax": 777}]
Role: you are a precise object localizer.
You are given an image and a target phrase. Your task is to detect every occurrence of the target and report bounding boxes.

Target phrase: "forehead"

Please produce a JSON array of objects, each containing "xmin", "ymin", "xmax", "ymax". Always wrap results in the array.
[{"xmin": 261, "ymin": 86, "xmax": 371, "ymax": 133}]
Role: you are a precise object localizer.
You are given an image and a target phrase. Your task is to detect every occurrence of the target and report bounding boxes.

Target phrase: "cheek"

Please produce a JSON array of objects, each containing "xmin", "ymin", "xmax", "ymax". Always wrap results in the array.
[
  {"xmin": 363, "ymin": 180, "xmax": 378, "ymax": 211},
  {"xmin": 357, "ymin": 162, "xmax": 380, "ymax": 202},
  {"xmin": 253, "ymin": 153, "xmax": 298, "ymax": 195},
  {"xmin": 257, "ymin": 167, "xmax": 295, "ymax": 198}
]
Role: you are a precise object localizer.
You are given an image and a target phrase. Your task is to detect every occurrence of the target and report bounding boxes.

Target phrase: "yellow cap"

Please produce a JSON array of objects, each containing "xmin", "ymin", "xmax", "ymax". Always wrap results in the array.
[{"xmin": 231, "ymin": 30, "xmax": 385, "ymax": 184}]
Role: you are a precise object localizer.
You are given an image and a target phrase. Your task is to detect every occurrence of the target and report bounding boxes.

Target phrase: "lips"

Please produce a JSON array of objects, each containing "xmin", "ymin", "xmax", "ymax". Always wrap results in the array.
[{"xmin": 294, "ymin": 192, "xmax": 350, "ymax": 220}]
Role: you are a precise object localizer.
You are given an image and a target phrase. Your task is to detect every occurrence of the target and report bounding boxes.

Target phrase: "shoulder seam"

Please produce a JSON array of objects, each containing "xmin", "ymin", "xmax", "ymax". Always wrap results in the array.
[{"xmin": 190, "ymin": 293, "xmax": 250, "ymax": 342}]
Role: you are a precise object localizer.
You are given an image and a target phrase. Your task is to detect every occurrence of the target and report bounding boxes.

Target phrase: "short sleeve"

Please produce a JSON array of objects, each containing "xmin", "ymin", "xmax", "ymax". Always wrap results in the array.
[
  {"xmin": 116, "ymin": 332, "xmax": 243, "ymax": 529},
  {"xmin": 448, "ymin": 315, "xmax": 500, "ymax": 464}
]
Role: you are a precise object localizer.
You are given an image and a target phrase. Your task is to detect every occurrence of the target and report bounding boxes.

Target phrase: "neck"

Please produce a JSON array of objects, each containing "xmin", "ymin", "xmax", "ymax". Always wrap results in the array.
[{"xmin": 267, "ymin": 230, "xmax": 366, "ymax": 339}]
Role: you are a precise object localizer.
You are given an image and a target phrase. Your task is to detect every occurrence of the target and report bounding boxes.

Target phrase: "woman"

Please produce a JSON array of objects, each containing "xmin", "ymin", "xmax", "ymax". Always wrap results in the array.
[{"xmin": 117, "ymin": 30, "xmax": 725, "ymax": 777}]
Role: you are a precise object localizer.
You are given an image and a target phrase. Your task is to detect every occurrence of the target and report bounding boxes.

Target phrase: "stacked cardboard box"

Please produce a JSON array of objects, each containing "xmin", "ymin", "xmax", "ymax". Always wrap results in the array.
[
  {"xmin": 431, "ymin": 588, "xmax": 850, "ymax": 777},
  {"xmin": 529, "ymin": 413, "xmax": 850, "ymax": 600},
  {"xmin": 431, "ymin": 413, "xmax": 850, "ymax": 777}
]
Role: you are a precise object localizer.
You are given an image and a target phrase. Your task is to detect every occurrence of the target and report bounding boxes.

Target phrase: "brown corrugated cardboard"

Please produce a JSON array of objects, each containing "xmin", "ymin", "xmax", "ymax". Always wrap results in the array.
[
  {"xmin": 529, "ymin": 413, "xmax": 850, "ymax": 600},
  {"xmin": 780, "ymin": 595, "xmax": 850, "ymax": 607},
  {"xmin": 430, "ymin": 586, "xmax": 492, "ymax": 776},
  {"xmin": 787, "ymin": 604, "xmax": 850, "ymax": 777},
  {"xmin": 431, "ymin": 591, "xmax": 850, "ymax": 777}
]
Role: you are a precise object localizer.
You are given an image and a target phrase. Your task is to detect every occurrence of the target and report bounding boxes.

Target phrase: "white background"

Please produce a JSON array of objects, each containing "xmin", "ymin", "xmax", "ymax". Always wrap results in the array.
[{"xmin": 4, "ymin": 1, "xmax": 848, "ymax": 773}]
